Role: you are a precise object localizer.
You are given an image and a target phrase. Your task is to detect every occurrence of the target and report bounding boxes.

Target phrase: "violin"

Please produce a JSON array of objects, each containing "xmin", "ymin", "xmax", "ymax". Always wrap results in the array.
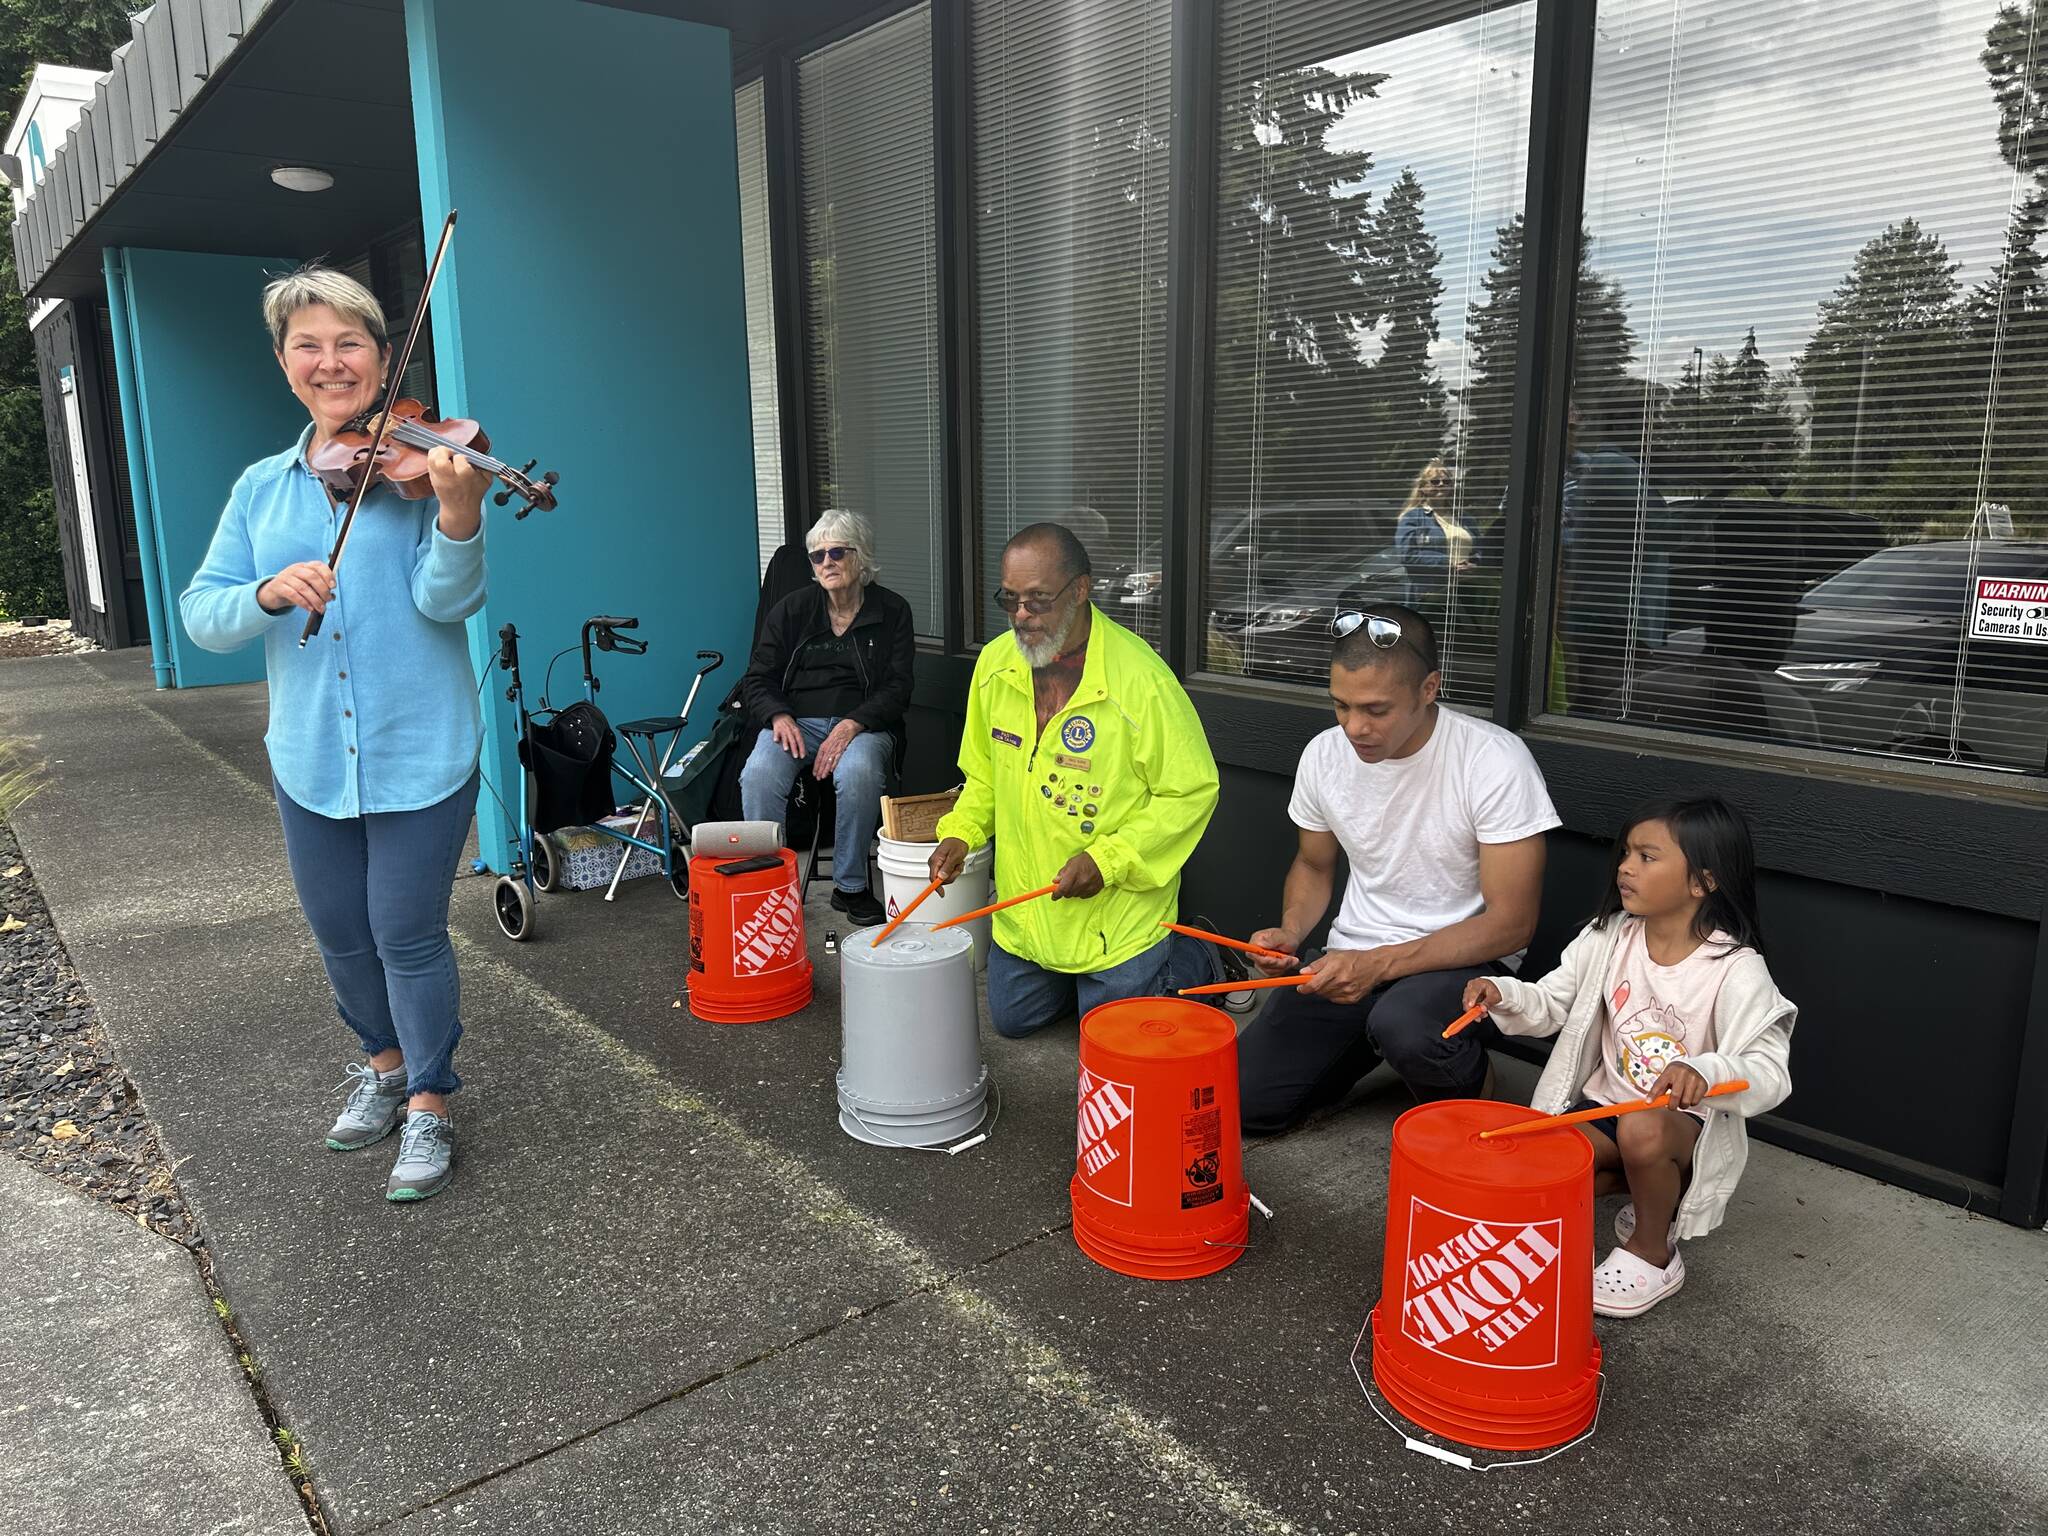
[{"xmin": 310, "ymin": 399, "xmax": 559, "ymax": 517}]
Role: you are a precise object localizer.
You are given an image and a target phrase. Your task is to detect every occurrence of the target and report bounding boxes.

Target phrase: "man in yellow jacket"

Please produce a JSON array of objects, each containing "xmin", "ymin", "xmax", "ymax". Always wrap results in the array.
[{"xmin": 930, "ymin": 523, "xmax": 1221, "ymax": 1038}]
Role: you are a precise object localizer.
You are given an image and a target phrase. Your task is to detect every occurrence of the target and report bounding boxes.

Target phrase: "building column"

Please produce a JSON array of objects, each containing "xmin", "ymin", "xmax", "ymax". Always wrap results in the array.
[{"xmin": 406, "ymin": 0, "xmax": 759, "ymax": 873}]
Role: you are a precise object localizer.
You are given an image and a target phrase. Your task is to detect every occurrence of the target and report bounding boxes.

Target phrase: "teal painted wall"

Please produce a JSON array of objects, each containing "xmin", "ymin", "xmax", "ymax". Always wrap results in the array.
[
  {"xmin": 116, "ymin": 248, "xmax": 304, "ymax": 689},
  {"xmin": 406, "ymin": 0, "xmax": 757, "ymax": 872}
]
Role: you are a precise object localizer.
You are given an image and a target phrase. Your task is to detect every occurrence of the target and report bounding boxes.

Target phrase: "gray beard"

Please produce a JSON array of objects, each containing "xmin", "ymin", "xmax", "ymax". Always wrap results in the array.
[{"xmin": 1014, "ymin": 603, "xmax": 1082, "ymax": 669}]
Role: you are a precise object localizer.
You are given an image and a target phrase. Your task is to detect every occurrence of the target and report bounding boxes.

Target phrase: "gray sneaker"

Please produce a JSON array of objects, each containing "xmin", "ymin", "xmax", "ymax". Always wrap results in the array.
[
  {"xmin": 386, "ymin": 1111, "xmax": 456, "ymax": 1202},
  {"xmin": 325, "ymin": 1062, "xmax": 409, "ymax": 1151}
]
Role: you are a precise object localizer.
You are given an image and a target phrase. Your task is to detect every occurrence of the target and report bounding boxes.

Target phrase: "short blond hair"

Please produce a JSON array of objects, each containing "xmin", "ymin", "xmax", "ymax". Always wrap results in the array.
[{"xmin": 261, "ymin": 265, "xmax": 388, "ymax": 352}]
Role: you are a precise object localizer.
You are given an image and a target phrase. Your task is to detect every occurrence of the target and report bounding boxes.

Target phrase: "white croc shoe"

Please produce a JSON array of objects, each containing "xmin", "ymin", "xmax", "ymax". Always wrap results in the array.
[{"xmin": 1592, "ymin": 1244, "xmax": 1685, "ymax": 1318}]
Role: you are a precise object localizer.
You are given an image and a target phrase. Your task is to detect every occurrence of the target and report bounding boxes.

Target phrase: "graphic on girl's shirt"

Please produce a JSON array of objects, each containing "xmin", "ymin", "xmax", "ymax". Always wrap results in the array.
[{"xmin": 1610, "ymin": 979, "xmax": 1693, "ymax": 1095}]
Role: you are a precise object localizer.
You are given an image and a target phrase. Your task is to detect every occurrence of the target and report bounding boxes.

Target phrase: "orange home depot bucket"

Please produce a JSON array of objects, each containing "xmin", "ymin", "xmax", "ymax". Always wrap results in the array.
[
  {"xmin": 1366, "ymin": 1099, "xmax": 1599, "ymax": 1453},
  {"xmin": 685, "ymin": 848, "xmax": 813, "ymax": 1023},
  {"xmin": 1070, "ymin": 998, "xmax": 1249, "ymax": 1281}
]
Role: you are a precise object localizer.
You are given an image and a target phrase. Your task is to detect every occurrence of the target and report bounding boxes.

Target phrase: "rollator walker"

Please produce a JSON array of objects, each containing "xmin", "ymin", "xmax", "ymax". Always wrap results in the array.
[{"xmin": 490, "ymin": 615, "xmax": 722, "ymax": 941}]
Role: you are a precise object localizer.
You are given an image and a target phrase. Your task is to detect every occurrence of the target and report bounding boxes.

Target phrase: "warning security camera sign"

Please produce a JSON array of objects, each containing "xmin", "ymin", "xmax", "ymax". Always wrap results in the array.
[{"xmin": 1969, "ymin": 578, "xmax": 2048, "ymax": 646}]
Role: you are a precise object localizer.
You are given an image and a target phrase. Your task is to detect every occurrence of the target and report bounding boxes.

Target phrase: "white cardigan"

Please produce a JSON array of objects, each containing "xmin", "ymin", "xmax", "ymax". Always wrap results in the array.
[{"xmin": 1490, "ymin": 918, "xmax": 1797, "ymax": 1241}]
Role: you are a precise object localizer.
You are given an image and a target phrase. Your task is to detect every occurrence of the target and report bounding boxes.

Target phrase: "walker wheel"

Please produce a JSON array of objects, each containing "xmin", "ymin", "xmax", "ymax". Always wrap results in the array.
[
  {"xmin": 531, "ymin": 833, "xmax": 563, "ymax": 894},
  {"xmin": 668, "ymin": 839, "xmax": 690, "ymax": 902},
  {"xmin": 494, "ymin": 876, "xmax": 535, "ymax": 941}
]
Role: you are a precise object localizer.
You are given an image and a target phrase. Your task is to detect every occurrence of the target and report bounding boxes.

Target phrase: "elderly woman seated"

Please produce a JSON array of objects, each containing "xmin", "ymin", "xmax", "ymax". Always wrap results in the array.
[{"xmin": 739, "ymin": 511, "xmax": 915, "ymax": 925}]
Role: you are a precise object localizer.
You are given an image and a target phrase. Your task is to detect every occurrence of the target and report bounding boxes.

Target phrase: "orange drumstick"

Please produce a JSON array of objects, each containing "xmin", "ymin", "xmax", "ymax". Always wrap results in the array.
[
  {"xmin": 1479, "ymin": 1080, "xmax": 1751, "ymax": 1140},
  {"xmin": 1178, "ymin": 974, "xmax": 1312, "ymax": 997},
  {"xmin": 1158, "ymin": 921, "xmax": 1295, "ymax": 965},
  {"xmin": 931, "ymin": 883, "xmax": 1058, "ymax": 930},
  {"xmin": 1441, "ymin": 1003, "xmax": 1487, "ymax": 1040},
  {"xmin": 870, "ymin": 874, "xmax": 947, "ymax": 947}
]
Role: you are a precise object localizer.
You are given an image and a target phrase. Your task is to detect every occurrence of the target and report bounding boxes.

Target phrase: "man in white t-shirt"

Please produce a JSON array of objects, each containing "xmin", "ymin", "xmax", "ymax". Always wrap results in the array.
[{"xmin": 1241, "ymin": 604, "xmax": 1560, "ymax": 1132}]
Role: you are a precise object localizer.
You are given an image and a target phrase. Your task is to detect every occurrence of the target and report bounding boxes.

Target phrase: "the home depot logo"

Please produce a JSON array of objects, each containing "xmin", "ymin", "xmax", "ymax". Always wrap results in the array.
[
  {"xmin": 730, "ymin": 880, "xmax": 803, "ymax": 976},
  {"xmin": 1399, "ymin": 1197, "xmax": 1563, "ymax": 1368},
  {"xmin": 1076, "ymin": 1066, "xmax": 1136, "ymax": 1206}
]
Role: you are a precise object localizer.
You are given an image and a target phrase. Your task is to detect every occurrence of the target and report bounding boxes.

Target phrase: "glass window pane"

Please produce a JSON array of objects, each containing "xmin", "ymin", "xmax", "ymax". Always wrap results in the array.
[
  {"xmin": 1205, "ymin": 0, "xmax": 1537, "ymax": 700},
  {"xmin": 972, "ymin": 0, "xmax": 1174, "ymax": 648},
  {"xmin": 799, "ymin": 5, "xmax": 944, "ymax": 635},
  {"xmin": 1560, "ymin": 0, "xmax": 2048, "ymax": 779},
  {"xmin": 736, "ymin": 77, "xmax": 785, "ymax": 579}
]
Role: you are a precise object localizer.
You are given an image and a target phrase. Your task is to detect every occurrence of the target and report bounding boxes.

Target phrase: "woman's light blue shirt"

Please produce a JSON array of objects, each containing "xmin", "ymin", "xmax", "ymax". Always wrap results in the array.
[{"xmin": 179, "ymin": 425, "xmax": 487, "ymax": 819}]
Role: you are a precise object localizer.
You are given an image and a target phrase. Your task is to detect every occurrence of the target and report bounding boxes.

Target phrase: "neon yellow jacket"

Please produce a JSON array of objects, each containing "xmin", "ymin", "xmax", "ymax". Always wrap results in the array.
[{"xmin": 935, "ymin": 608, "xmax": 1219, "ymax": 974}]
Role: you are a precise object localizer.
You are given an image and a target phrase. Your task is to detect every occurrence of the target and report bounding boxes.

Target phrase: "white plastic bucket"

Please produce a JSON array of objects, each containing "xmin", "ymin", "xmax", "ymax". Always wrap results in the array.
[
  {"xmin": 876, "ymin": 834, "xmax": 994, "ymax": 973},
  {"xmin": 837, "ymin": 924, "xmax": 988, "ymax": 1147}
]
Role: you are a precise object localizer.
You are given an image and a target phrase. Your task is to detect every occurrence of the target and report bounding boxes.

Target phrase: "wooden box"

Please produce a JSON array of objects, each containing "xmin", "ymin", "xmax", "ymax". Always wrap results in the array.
[{"xmin": 880, "ymin": 789, "xmax": 960, "ymax": 843}]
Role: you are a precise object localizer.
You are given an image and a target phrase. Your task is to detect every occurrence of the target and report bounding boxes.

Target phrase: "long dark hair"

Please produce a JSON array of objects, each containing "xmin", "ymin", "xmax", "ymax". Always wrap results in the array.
[{"xmin": 1591, "ymin": 795, "xmax": 1765, "ymax": 954}]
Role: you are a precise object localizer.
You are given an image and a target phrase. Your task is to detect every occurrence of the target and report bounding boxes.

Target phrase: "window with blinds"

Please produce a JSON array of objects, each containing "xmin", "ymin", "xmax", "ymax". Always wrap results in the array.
[
  {"xmin": 736, "ymin": 77, "xmax": 785, "ymax": 578},
  {"xmin": 1559, "ymin": 0, "xmax": 2048, "ymax": 779},
  {"xmin": 971, "ymin": 0, "xmax": 1173, "ymax": 649},
  {"xmin": 797, "ymin": 4, "xmax": 944, "ymax": 635},
  {"xmin": 1204, "ymin": 0, "xmax": 1536, "ymax": 702}
]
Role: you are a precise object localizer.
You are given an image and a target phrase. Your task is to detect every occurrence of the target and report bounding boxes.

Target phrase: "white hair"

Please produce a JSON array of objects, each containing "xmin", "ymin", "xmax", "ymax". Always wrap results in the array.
[
  {"xmin": 807, "ymin": 508, "xmax": 878, "ymax": 586},
  {"xmin": 261, "ymin": 265, "xmax": 389, "ymax": 352}
]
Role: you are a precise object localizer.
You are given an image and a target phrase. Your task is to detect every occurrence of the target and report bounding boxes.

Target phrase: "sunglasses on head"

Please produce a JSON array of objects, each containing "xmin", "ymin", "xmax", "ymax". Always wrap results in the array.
[
  {"xmin": 808, "ymin": 545, "xmax": 852, "ymax": 566},
  {"xmin": 1331, "ymin": 610, "xmax": 1403, "ymax": 647},
  {"xmin": 993, "ymin": 574, "xmax": 1081, "ymax": 616}
]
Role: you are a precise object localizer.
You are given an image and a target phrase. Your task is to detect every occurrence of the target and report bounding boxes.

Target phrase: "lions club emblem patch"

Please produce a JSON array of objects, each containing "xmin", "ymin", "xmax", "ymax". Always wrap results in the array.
[{"xmin": 1061, "ymin": 715, "xmax": 1096, "ymax": 753}]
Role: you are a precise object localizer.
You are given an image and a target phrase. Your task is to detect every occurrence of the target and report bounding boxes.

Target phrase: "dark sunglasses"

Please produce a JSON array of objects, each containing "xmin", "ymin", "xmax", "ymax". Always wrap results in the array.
[
  {"xmin": 993, "ymin": 574, "xmax": 1081, "ymax": 616},
  {"xmin": 1331, "ymin": 610, "xmax": 1403, "ymax": 647},
  {"xmin": 808, "ymin": 545, "xmax": 853, "ymax": 566}
]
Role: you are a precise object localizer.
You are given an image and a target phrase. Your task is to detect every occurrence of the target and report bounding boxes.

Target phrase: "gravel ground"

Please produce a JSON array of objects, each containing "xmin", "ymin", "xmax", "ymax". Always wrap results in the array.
[
  {"xmin": 0, "ymin": 818, "xmax": 204, "ymax": 1251},
  {"xmin": 0, "ymin": 621, "xmax": 97, "ymax": 660}
]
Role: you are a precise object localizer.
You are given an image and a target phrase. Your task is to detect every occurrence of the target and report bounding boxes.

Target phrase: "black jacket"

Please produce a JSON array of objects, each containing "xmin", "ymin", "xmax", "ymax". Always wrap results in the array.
[{"xmin": 741, "ymin": 582, "xmax": 915, "ymax": 750}]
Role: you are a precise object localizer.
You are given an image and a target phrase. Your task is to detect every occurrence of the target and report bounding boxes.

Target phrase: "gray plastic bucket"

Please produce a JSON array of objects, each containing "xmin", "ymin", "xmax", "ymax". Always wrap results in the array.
[{"xmin": 837, "ymin": 924, "xmax": 988, "ymax": 1147}]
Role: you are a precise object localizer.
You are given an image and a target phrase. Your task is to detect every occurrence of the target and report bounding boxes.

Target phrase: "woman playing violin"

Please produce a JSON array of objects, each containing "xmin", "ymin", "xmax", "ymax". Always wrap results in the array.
[{"xmin": 180, "ymin": 264, "xmax": 491, "ymax": 1203}]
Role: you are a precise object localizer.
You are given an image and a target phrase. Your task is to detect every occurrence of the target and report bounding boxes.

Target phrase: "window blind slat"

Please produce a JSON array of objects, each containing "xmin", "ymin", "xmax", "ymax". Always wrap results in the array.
[
  {"xmin": 799, "ymin": 4, "xmax": 944, "ymax": 635},
  {"xmin": 972, "ymin": 0, "xmax": 1174, "ymax": 648},
  {"xmin": 736, "ymin": 79, "xmax": 784, "ymax": 579},
  {"xmin": 1559, "ymin": 0, "xmax": 2048, "ymax": 779},
  {"xmin": 1205, "ymin": 0, "xmax": 1537, "ymax": 700}
]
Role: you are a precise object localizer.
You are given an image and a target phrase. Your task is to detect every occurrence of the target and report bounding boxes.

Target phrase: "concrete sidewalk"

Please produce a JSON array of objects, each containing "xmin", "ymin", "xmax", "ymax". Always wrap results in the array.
[{"xmin": 2, "ymin": 647, "xmax": 2045, "ymax": 1535}]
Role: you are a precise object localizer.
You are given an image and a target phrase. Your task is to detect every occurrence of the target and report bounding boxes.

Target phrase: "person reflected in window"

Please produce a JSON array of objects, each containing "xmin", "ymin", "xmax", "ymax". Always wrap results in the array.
[
  {"xmin": 739, "ymin": 510, "xmax": 914, "ymax": 927},
  {"xmin": 1561, "ymin": 398, "xmax": 1666, "ymax": 711},
  {"xmin": 1395, "ymin": 458, "xmax": 1474, "ymax": 634}
]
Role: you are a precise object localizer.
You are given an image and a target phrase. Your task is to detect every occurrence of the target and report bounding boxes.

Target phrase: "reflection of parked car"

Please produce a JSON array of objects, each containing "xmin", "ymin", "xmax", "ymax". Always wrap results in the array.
[{"xmin": 1653, "ymin": 540, "xmax": 2048, "ymax": 771}]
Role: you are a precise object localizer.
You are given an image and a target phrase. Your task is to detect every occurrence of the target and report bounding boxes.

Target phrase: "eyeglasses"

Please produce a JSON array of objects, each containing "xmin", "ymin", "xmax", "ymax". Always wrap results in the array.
[
  {"xmin": 808, "ymin": 545, "xmax": 853, "ymax": 566},
  {"xmin": 993, "ymin": 575, "xmax": 1081, "ymax": 616},
  {"xmin": 1331, "ymin": 610, "xmax": 1403, "ymax": 647}
]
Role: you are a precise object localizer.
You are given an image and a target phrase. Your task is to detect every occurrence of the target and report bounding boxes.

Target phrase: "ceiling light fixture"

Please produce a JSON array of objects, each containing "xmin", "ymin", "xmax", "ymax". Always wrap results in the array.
[{"xmin": 270, "ymin": 165, "xmax": 334, "ymax": 193}]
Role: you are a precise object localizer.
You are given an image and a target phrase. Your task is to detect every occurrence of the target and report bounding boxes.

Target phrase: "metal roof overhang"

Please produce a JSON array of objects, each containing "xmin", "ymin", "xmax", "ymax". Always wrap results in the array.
[{"xmin": 15, "ymin": 0, "xmax": 419, "ymax": 302}]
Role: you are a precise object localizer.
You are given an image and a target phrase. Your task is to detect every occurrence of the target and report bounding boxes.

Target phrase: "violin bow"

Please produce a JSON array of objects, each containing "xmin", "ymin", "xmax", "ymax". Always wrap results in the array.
[{"xmin": 300, "ymin": 209, "xmax": 459, "ymax": 648}]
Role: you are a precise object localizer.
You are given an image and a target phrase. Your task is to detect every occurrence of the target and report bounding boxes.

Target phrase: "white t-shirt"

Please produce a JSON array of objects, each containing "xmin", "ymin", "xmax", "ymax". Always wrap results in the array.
[{"xmin": 1288, "ymin": 705, "xmax": 1560, "ymax": 967}]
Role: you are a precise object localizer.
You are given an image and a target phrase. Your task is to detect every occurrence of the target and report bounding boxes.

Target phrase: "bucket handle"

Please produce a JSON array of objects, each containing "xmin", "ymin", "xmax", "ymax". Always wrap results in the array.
[
  {"xmin": 843, "ymin": 1075, "xmax": 1001, "ymax": 1156},
  {"xmin": 1347, "ymin": 1313, "xmax": 1605, "ymax": 1470},
  {"xmin": 1199, "ymin": 1189, "xmax": 1276, "ymax": 1251}
]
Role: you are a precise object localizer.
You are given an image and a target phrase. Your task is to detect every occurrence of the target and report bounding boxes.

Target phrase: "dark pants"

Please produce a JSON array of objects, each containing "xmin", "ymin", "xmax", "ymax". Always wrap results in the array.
[
  {"xmin": 273, "ymin": 773, "xmax": 478, "ymax": 1098},
  {"xmin": 1236, "ymin": 962, "xmax": 1502, "ymax": 1135}
]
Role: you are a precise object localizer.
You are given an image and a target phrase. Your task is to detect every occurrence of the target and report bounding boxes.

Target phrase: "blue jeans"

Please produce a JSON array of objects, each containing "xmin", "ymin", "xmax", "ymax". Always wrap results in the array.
[
  {"xmin": 986, "ymin": 930, "xmax": 1222, "ymax": 1040},
  {"xmin": 738, "ymin": 718, "xmax": 892, "ymax": 894},
  {"xmin": 273, "ymin": 773, "xmax": 478, "ymax": 1097}
]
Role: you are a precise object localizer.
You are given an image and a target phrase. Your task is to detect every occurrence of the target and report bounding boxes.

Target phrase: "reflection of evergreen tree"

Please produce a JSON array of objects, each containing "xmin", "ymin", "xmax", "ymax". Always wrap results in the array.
[
  {"xmin": 1359, "ymin": 169, "xmax": 1450, "ymax": 490},
  {"xmin": 1654, "ymin": 330, "xmax": 1798, "ymax": 498},
  {"xmin": 1210, "ymin": 56, "xmax": 1390, "ymax": 508},
  {"xmin": 1793, "ymin": 220, "xmax": 1980, "ymax": 533},
  {"xmin": 1459, "ymin": 215, "xmax": 1636, "ymax": 519}
]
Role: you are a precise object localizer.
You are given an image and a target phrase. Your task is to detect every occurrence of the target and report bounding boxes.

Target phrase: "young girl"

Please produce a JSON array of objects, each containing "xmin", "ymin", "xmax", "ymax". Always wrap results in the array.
[{"xmin": 1463, "ymin": 796, "xmax": 1795, "ymax": 1318}]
